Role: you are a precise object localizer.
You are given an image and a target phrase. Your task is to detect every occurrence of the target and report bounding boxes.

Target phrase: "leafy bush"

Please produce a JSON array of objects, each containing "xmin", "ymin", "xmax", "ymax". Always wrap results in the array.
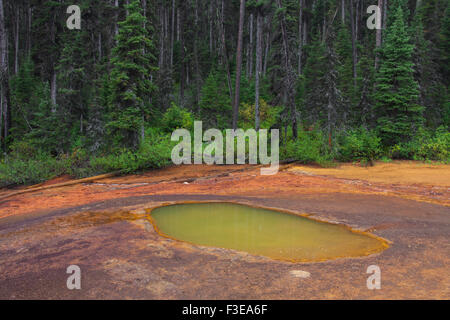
[
  {"xmin": 239, "ymin": 99, "xmax": 282, "ymax": 130},
  {"xmin": 8, "ymin": 140, "xmax": 39, "ymax": 160},
  {"xmin": 161, "ymin": 103, "xmax": 194, "ymax": 133},
  {"xmin": 281, "ymin": 128, "xmax": 333, "ymax": 165},
  {"xmin": 89, "ymin": 150, "xmax": 139, "ymax": 174},
  {"xmin": 0, "ymin": 153, "xmax": 71, "ymax": 186},
  {"xmin": 89, "ymin": 129, "xmax": 173, "ymax": 174},
  {"xmin": 337, "ymin": 128, "xmax": 382, "ymax": 164},
  {"xmin": 416, "ymin": 127, "xmax": 450, "ymax": 161},
  {"xmin": 390, "ymin": 126, "xmax": 450, "ymax": 161},
  {"xmin": 0, "ymin": 129, "xmax": 174, "ymax": 186}
]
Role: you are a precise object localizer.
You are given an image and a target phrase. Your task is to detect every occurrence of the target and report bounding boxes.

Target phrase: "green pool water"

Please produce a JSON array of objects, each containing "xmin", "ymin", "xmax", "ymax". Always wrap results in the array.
[{"xmin": 149, "ymin": 202, "xmax": 387, "ymax": 262}]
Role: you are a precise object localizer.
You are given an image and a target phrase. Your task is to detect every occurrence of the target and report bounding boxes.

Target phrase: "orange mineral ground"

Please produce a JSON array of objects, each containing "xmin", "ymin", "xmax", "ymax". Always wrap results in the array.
[
  {"xmin": 0, "ymin": 161, "xmax": 449, "ymax": 299},
  {"xmin": 0, "ymin": 161, "xmax": 448, "ymax": 220}
]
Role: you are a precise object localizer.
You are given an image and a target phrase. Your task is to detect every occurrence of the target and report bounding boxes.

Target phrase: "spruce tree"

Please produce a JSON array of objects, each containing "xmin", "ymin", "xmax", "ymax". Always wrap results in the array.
[
  {"xmin": 388, "ymin": 0, "xmax": 410, "ymax": 24},
  {"xmin": 439, "ymin": 3, "xmax": 450, "ymax": 85},
  {"xmin": 301, "ymin": 30, "xmax": 344, "ymax": 132},
  {"xmin": 199, "ymin": 70, "xmax": 232, "ymax": 129},
  {"xmin": 108, "ymin": 0, "xmax": 157, "ymax": 148},
  {"xmin": 411, "ymin": 12, "xmax": 446, "ymax": 128},
  {"xmin": 374, "ymin": 6, "xmax": 423, "ymax": 146},
  {"xmin": 10, "ymin": 59, "xmax": 40, "ymax": 137},
  {"xmin": 56, "ymin": 28, "xmax": 92, "ymax": 150},
  {"xmin": 439, "ymin": 4, "xmax": 450, "ymax": 127},
  {"xmin": 335, "ymin": 23, "xmax": 355, "ymax": 124},
  {"xmin": 301, "ymin": 37, "xmax": 327, "ymax": 124}
]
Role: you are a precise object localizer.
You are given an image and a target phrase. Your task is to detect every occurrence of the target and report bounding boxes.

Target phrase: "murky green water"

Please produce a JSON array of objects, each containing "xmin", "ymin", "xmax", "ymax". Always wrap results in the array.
[{"xmin": 150, "ymin": 203, "xmax": 387, "ymax": 262}]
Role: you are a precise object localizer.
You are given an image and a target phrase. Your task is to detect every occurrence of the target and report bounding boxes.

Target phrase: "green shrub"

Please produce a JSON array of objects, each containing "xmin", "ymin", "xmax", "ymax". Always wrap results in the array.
[
  {"xmin": 0, "ymin": 154, "xmax": 71, "ymax": 186},
  {"xmin": 415, "ymin": 126, "xmax": 449, "ymax": 161},
  {"xmin": 338, "ymin": 128, "xmax": 381, "ymax": 164},
  {"xmin": 161, "ymin": 102, "xmax": 194, "ymax": 133},
  {"xmin": 380, "ymin": 156, "xmax": 392, "ymax": 163},
  {"xmin": 238, "ymin": 99, "xmax": 282, "ymax": 130},
  {"xmin": 135, "ymin": 129, "xmax": 173, "ymax": 169},
  {"xmin": 89, "ymin": 129, "xmax": 173, "ymax": 174},
  {"xmin": 389, "ymin": 126, "xmax": 450, "ymax": 161},
  {"xmin": 0, "ymin": 129, "xmax": 174, "ymax": 186},
  {"xmin": 8, "ymin": 140, "xmax": 39, "ymax": 160},
  {"xmin": 281, "ymin": 128, "xmax": 333, "ymax": 165}
]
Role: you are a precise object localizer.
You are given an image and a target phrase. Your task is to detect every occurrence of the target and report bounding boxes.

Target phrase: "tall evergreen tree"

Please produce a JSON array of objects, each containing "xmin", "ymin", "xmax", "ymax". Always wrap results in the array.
[
  {"xmin": 199, "ymin": 69, "xmax": 232, "ymax": 129},
  {"xmin": 411, "ymin": 10, "xmax": 445, "ymax": 128},
  {"xmin": 374, "ymin": 6, "xmax": 423, "ymax": 145},
  {"xmin": 439, "ymin": 3, "xmax": 450, "ymax": 127},
  {"xmin": 335, "ymin": 22, "xmax": 355, "ymax": 123},
  {"xmin": 439, "ymin": 3, "xmax": 450, "ymax": 86},
  {"xmin": 300, "ymin": 37, "xmax": 327, "ymax": 125},
  {"xmin": 108, "ymin": 0, "xmax": 157, "ymax": 148}
]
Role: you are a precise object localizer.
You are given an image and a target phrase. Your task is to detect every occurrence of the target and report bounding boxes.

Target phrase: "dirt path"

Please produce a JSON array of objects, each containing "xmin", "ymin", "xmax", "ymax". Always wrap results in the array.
[{"xmin": 0, "ymin": 162, "xmax": 449, "ymax": 299}]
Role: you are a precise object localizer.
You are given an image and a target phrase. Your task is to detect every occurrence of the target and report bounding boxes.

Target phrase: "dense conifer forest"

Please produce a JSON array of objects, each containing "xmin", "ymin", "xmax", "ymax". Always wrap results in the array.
[{"xmin": 0, "ymin": 0, "xmax": 448, "ymax": 185}]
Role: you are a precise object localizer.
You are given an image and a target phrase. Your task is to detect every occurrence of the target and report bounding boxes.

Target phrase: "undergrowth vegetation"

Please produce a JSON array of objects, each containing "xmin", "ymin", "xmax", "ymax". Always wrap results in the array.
[{"xmin": 1, "ymin": 103, "xmax": 448, "ymax": 187}]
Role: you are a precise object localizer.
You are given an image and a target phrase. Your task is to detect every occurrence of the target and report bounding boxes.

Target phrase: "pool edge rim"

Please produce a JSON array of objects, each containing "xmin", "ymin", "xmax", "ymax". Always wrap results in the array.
[{"xmin": 144, "ymin": 200, "xmax": 391, "ymax": 264}]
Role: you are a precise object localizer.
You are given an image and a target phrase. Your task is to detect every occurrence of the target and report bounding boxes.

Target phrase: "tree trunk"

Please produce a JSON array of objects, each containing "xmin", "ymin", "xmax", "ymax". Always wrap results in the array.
[
  {"xmin": 159, "ymin": 7, "xmax": 164, "ymax": 70},
  {"xmin": 303, "ymin": 18, "xmax": 307, "ymax": 46},
  {"xmin": 232, "ymin": 0, "xmax": 245, "ymax": 130},
  {"xmin": 140, "ymin": 114, "xmax": 145, "ymax": 142},
  {"xmin": 276, "ymin": 0, "xmax": 297, "ymax": 139},
  {"xmin": 327, "ymin": 97, "xmax": 333, "ymax": 148},
  {"xmin": 355, "ymin": 0, "xmax": 359, "ymax": 40},
  {"xmin": 263, "ymin": 30, "xmax": 270, "ymax": 76},
  {"xmin": 50, "ymin": 70, "xmax": 57, "ymax": 109},
  {"xmin": 322, "ymin": 13, "xmax": 326, "ymax": 43},
  {"xmin": 171, "ymin": 0, "xmax": 175, "ymax": 68},
  {"xmin": 27, "ymin": 5, "xmax": 32, "ymax": 57},
  {"xmin": 248, "ymin": 13, "xmax": 254, "ymax": 79},
  {"xmin": 179, "ymin": 1, "xmax": 185, "ymax": 106},
  {"xmin": 164, "ymin": 7, "xmax": 168, "ymax": 41},
  {"xmin": 176, "ymin": 9, "xmax": 180, "ymax": 42},
  {"xmin": 375, "ymin": 0, "xmax": 383, "ymax": 70},
  {"xmin": 98, "ymin": 32, "xmax": 102, "ymax": 60},
  {"xmin": 263, "ymin": 15, "xmax": 272, "ymax": 76},
  {"xmin": 0, "ymin": 0, "xmax": 11, "ymax": 147},
  {"xmin": 114, "ymin": 0, "xmax": 119, "ymax": 40},
  {"xmin": 277, "ymin": 0, "xmax": 290, "ymax": 84},
  {"xmin": 219, "ymin": 0, "xmax": 233, "ymax": 103},
  {"xmin": 383, "ymin": 0, "xmax": 387, "ymax": 32},
  {"xmin": 50, "ymin": 6, "xmax": 57, "ymax": 110},
  {"xmin": 341, "ymin": 0, "xmax": 345, "ymax": 24},
  {"xmin": 350, "ymin": 0, "xmax": 357, "ymax": 87},
  {"xmin": 297, "ymin": 0, "xmax": 303, "ymax": 75},
  {"xmin": 255, "ymin": 11, "xmax": 263, "ymax": 131},
  {"xmin": 209, "ymin": 1, "xmax": 213, "ymax": 54},
  {"xmin": 194, "ymin": 0, "xmax": 201, "ymax": 111},
  {"xmin": 14, "ymin": 6, "xmax": 19, "ymax": 74},
  {"xmin": 142, "ymin": 0, "xmax": 147, "ymax": 55},
  {"xmin": 416, "ymin": 0, "xmax": 422, "ymax": 12}
]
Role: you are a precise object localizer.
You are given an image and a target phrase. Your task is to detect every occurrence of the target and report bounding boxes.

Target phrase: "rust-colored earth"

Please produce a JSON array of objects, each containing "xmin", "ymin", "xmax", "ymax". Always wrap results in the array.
[{"xmin": 0, "ymin": 161, "xmax": 449, "ymax": 299}]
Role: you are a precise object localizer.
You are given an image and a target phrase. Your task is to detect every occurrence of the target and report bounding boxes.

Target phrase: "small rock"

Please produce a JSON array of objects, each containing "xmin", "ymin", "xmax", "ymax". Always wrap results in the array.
[{"xmin": 290, "ymin": 270, "xmax": 311, "ymax": 278}]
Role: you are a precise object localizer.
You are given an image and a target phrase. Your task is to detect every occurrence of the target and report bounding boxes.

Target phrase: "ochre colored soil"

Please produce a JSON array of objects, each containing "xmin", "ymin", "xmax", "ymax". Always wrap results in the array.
[
  {"xmin": 289, "ymin": 161, "xmax": 450, "ymax": 186},
  {"xmin": 0, "ymin": 161, "xmax": 449, "ymax": 299},
  {"xmin": 0, "ymin": 162, "xmax": 448, "ymax": 220}
]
